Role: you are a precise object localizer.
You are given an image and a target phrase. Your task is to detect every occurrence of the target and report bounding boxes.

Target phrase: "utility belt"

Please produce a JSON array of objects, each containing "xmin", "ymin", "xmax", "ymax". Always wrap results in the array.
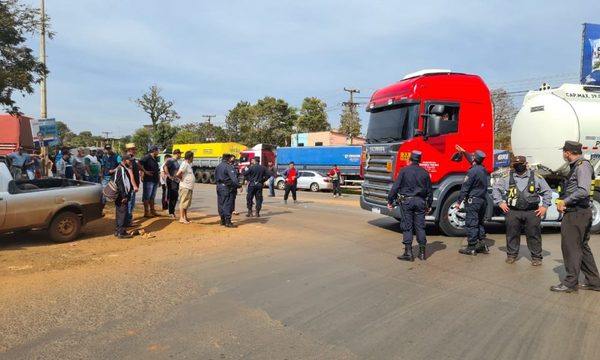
[
  {"xmin": 564, "ymin": 205, "xmax": 590, "ymax": 213},
  {"xmin": 508, "ymin": 204, "xmax": 539, "ymax": 211},
  {"xmin": 466, "ymin": 196, "xmax": 486, "ymax": 204}
]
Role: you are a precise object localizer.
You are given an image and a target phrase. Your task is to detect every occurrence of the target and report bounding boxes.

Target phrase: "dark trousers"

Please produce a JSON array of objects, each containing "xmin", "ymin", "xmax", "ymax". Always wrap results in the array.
[
  {"xmin": 465, "ymin": 197, "xmax": 486, "ymax": 246},
  {"xmin": 161, "ymin": 184, "xmax": 168, "ymax": 210},
  {"xmin": 400, "ymin": 197, "xmax": 427, "ymax": 246},
  {"xmin": 560, "ymin": 208, "xmax": 600, "ymax": 288},
  {"xmin": 217, "ymin": 185, "xmax": 236, "ymax": 222},
  {"xmin": 115, "ymin": 197, "xmax": 128, "ymax": 235},
  {"xmin": 166, "ymin": 178, "xmax": 179, "ymax": 215},
  {"xmin": 247, "ymin": 183, "xmax": 264, "ymax": 211},
  {"xmin": 284, "ymin": 183, "xmax": 297, "ymax": 201},
  {"xmin": 505, "ymin": 209, "xmax": 543, "ymax": 259},
  {"xmin": 332, "ymin": 180, "xmax": 341, "ymax": 196}
]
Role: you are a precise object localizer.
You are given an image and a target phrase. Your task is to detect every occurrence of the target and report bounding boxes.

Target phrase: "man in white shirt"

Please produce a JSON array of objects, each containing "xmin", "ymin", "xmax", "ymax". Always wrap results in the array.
[{"xmin": 176, "ymin": 151, "xmax": 195, "ymax": 224}]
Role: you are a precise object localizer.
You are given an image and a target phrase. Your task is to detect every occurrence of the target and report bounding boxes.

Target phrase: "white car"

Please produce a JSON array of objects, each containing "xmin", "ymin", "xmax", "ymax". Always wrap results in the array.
[{"xmin": 275, "ymin": 170, "xmax": 333, "ymax": 192}]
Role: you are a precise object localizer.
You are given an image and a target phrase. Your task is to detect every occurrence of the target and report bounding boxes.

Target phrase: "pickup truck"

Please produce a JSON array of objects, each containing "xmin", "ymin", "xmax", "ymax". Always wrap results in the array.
[{"xmin": 0, "ymin": 160, "xmax": 103, "ymax": 242}]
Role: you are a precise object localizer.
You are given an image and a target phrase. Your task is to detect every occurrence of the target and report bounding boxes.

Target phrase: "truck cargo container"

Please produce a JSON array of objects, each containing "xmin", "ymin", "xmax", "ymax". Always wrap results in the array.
[
  {"xmin": 276, "ymin": 146, "xmax": 362, "ymax": 180},
  {"xmin": 172, "ymin": 142, "xmax": 247, "ymax": 183},
  {"xmin": 0, "ymin": 114, "xmax": 34, "ymax": 155}
]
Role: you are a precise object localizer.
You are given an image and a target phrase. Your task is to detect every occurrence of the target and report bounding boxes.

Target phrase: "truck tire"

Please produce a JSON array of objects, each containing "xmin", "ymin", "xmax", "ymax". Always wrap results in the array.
[
  {"xmin": 438, "ymin": 191, "xmax": 467, "ymax": 237},
  {"xmin": 277, "ymin": 180, "xmax": 285, "ymax": 190},
  {"xmin": 201, "ymin": 171, "xmax": 210, "ymax": 184},
  {"xmin": 310, "ymin": 182, "xmax": 320, "ymax": 192},
  {"xmin": 591, "ymin": 193, "xmax": 600, "ymax": 234},
  {"xmin": 49, "ymin": 211, "xmax": 81, "ymax": 243},
  {"xmin": 194, "ymin": 170, "xmax": 203, "ymax": 183},
  {"xmin": 209, "ymin": 171, "xmax": 216, "ymax": 184}
]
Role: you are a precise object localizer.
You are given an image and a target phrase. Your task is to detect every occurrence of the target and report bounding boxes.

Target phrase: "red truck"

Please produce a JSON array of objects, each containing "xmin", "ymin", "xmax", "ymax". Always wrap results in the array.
[
  {"xmin": 360, "ymin": 70, "xmax": 494, "ymax": 236},
  {"xmin": 238, "ymin": 144, "xmax": 277, "ymax": 172},
  {"xmin": 0, "ymin": 114, "xmax": 34, "ymax": 155}
]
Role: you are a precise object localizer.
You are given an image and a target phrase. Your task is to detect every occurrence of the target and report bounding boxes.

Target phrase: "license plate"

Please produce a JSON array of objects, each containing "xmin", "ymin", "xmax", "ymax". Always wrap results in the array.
[{"xmin": 371, "ymin": 207, "xmax": 381, "ymax": 214}]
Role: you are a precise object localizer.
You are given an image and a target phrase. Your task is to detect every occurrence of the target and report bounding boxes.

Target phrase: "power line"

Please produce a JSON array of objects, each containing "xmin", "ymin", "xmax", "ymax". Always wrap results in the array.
[{"xmin": 202, "ymin": 114, "xmax": 216, "ymax": 124}]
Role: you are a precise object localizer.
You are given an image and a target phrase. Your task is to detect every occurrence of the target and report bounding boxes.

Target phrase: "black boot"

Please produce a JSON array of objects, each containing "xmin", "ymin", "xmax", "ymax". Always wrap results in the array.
[
  {"xmin": 459, "ymin": 245, "xmax": 477, "ymax": 256},
  {"xmin": 256, "ymin": 210, "xmax": 260, "ymax": 218},
  {"xmin": 475, "ymin": 239, "xmax": 489, "ymax": 254},
  {"xmin": 418, "ymin": 245, "xmax": 426, "ymax": 260},
  {"xmin": 246, "ymin": 209, "xmax": 254, "ymax": 217},
  {"xmin": 397, "ymin": 246, "xmax": 415, "ymax": 262},
  {"xmin": 224, "ymin": 221, "xmax": 237, "ymax": 228},
  {"xmin": 220, "ymin": 217, "xmax": 226, "ymax": 226}
]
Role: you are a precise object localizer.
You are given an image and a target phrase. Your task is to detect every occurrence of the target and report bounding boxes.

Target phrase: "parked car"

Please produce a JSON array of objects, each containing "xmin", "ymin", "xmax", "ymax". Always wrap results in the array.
[{"xmin": 275, "ymin": 170, "xmax": 333, "ymax": 192}]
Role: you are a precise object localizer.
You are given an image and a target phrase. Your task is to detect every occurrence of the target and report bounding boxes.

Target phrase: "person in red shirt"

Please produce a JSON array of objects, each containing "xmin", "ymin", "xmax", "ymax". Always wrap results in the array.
[
  {"xmin": 328, "ymin": 164, "xmax": 342, "ymax": 198},
  {"xmin": 282, "ymin": 162, "xmax": 301, "ymax": 204}
]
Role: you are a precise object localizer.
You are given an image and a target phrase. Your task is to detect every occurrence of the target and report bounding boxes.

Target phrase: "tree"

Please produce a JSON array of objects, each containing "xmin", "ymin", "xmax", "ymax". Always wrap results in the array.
[
  {"xmin": 131, "ymin": 128, "xmax": 152, "ymax": 153},
  {"xmin": 254, "ymin": 96, "xmax": 296, "ymax": 146},
  {"xmin": 225, "ymin": 101, "xmax": 255, "ymax": 143},
  {"xmin": 0, "ymin": 0, "xmax": 51, "ymax": 114},
  {"xmin": 56, "ymin": 120, "xmax": 74, "ymax": 145},
  {"xmin": 134, "ymin": 85, "xmax": 180, "ymax": 131},
  {"xmin": 297, "ymin": 97, "xmax": 330, "ymax": 132},
  {"xmin": 338, "ymin": 105, "xmax": 361, "ymax": 143},
  {"xmin": 491, "ymin": 88, "xmax": 517, "ymax": 150},
  {"xmin": 173, "ymin": 130, "xmax": 197, "ymax": 144},
  {"xmin": 153, "ymin": 122, "xmax": 177, "ymax": 150}
]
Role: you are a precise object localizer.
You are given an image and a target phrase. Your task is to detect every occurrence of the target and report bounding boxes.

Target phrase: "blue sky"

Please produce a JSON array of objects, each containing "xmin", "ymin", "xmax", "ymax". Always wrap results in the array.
[{"xmin": 15, "ymin": 0, "xmax": 600, "ymax": 137}]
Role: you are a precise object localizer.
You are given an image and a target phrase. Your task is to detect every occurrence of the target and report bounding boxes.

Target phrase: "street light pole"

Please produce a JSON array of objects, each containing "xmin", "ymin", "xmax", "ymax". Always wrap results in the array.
[{"xmin": 40, "ymin": 0, "xmax": 47, "ymax": 119}]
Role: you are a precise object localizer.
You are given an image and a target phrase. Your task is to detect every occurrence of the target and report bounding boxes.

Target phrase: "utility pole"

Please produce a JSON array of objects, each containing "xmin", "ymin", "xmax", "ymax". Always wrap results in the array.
[
  {"xmin": 101, "ymin": 131, "xmax": 112, "ymax": 144},
  {"xmin": 342, "ymin": 88, "xmax": 361, "ymax": 144},
  {"xmin": 202, "ymin": 114, "xmax": 216, "ymax": 125},
  {"xmin": 39, "ymin": 0, "xmax": 47, "ymax": 119}
]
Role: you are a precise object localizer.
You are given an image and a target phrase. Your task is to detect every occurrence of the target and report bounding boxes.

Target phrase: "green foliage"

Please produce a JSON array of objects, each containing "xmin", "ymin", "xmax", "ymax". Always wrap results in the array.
[
  {"xmin": 67, "ymin": 131, "xmax": 104, "ymax": 148},
  {"xmin": 153, "ymin": 122, "xmax": 177, "ymax": 150},
  {"xmin": 134, "ymin": 85, "xmax": 180, "ymax": 131},
  {"xmin": 132, "ymin": 128, "xmax": 152, "ymax": 153},
  {"xmin": 338, "ymin": 106, "xmax": 361, "ymax": 143},
  {"xmin": 298, "ymin": 97, "xmax": 330, "ymax": 132},
  {"xmin": 225, "ymin": 101, "xmax": 255, "ymax": 143},
  {"xmin": 56, "ymin": 121, "xmax": 74, "ymax": 145},
  {"xmin": 175, "ymin": 122, "xmax": 228, "ymax": 144},
  {"xmin": 0, "ymin": 0, "xmax": 51, "ymax": 114},
  {"xmin": 491, "ymin": 88, "xmax": 516, "ymax": 150}
]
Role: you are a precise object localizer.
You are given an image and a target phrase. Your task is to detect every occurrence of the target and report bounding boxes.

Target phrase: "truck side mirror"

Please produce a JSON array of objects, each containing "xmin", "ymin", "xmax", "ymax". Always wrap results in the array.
[
  {"xmin": 451, "ymin": 151, "xmax": 463, "ymax": 162},
  {"xmin": 427, "ymin": 115, "xmax": 441, "ymax": 137}
]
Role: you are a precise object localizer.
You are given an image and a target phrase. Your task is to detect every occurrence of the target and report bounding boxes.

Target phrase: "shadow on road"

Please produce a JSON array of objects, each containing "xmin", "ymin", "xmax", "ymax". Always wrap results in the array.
[{"xmin": 496, "ymin": 244, "xmax": 552, "ymax": 260}]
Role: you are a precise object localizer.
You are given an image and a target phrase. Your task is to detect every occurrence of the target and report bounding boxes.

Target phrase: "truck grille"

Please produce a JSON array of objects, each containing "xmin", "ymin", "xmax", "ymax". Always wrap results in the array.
[{"xmin": 362, "ymin": 151, "xmax": 395, "ymax": 206}]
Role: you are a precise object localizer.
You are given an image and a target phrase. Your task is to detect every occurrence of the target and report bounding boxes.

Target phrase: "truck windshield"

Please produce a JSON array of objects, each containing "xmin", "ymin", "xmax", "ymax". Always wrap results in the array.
[
  {"xmin": 239, "ymin": 154, "xmax": 250, "ymax": 163},
  {"xmin": 366, "ymin": 104, "xmax": 420, "ymax": 143}
]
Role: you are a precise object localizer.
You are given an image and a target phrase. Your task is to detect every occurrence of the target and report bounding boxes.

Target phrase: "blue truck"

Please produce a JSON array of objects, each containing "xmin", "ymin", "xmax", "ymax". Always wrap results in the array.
[{"xmin": 275, "ymin": 146, "xmax": 363, "ymax": 180}]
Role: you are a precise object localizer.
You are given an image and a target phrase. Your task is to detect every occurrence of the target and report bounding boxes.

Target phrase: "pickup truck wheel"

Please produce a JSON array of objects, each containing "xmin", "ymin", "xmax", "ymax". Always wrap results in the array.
[
  {"xmin": 590, "ymin": 193, "xmax": 600, "ymax": 234},
  {"xmin": 49, "ymin": 211, "xmax": 81, "ymax": 243},
  {"xmin": 438, "ymin": 191, "xmax": 467, "ymax": 237},
  {"xmin": 310, "ymin": 182, "xmax": 320, "ymax": 192},
  {"xmin": 277, "ymin": 180, "xmax": 285, "ymax": 190}
]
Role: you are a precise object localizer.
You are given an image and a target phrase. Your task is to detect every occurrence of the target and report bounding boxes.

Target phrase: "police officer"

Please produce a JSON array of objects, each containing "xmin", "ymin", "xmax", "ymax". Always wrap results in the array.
[
  {"xmin": 492, "ymin": 156, "xmax": 552, "ymax": 265},
  {"xmin": 456, "ymin": 150, "xmax": 489, "ymax": 255},
  {"xmin": 387, "ymin": 150, "xmax": 433, "ymax": 261},
  {"xmin": 551, "ymin": 141, "xmax": 600, "ymax": 293},
  {"xmin": 215, "ymin": 154, "xmax": 241, "ymax": 228},
  {"xmin": 243, "ymin": 157, "xmax": 269, "ymax": 217}
]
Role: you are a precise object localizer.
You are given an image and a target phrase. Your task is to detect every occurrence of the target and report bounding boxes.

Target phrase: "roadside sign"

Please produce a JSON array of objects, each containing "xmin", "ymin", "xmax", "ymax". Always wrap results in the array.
[{"xmin": 30, "ymin": 118, "xmax": 58, "ymax": 146}]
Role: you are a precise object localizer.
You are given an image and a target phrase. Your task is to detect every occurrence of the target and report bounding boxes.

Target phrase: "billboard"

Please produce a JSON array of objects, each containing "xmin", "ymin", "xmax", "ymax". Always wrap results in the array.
[
  {"xmin": 30, "ymin": 118, "xmax": 58, "ymax": 146},
  {"xmin": 581, "ymin": 23, "xmax": 600, "ymax": 85}
]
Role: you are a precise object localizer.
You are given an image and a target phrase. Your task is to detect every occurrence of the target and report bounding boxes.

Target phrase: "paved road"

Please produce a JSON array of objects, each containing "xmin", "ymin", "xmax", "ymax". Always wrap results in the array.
[{"xmin": 2, "ymin": 184, "xmax": 600, "ymax": 359}]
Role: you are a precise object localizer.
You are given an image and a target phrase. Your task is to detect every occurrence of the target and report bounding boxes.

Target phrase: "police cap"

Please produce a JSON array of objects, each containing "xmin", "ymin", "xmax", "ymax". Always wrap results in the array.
[
  {"xmin": 560, "ymin": 140, "xmax": 582, "ymax": 154},
  {"xmin": 511, "ymin": 155, "xmax": 526, "ymax": 164},
  {"xmin": 474, "ymin": 150, "xmax": 486, "ymax": 163},
  {"xmin": 410, "ymin": 150, "xmax": 422, "ymax": 162}
]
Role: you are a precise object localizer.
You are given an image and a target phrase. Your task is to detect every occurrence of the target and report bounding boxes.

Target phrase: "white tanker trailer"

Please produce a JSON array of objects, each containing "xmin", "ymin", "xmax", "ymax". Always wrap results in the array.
[{"xmin": 510, "ymin": 83, "xmax": 600, "ymax": 231}]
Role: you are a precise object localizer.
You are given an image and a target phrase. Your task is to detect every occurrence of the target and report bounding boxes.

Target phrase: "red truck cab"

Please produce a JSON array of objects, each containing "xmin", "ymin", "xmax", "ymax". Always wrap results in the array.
[
  {"xmin": 238, "ymin": 144, "xmax": 277, "ymax": 173},
  {"xmin": 360, "ymin": 70, "xmax": 494, "ymax": 236}
]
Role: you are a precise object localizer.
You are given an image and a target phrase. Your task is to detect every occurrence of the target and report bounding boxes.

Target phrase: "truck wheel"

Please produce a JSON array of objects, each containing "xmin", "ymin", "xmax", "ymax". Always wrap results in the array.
[
  {"xmin": 438, "ymin": 191, "xmax": 467, "ymax": 237},
  {"xmin": 201, "ymin": 171, "xmax": 210, "ymax": 184},
  {"xmin": 209, "ymin": 171, "xmax": 216, "ymax": 184},
  {"xmin": 591, "ymin": 193, "xmax": 600, "ymax": 234},
  {"xmin": 310, "ymin": 182, "xmax": 320, "ymax": 192},
  {"xmin": 194, "ymin": 170, "xmax": 203, "ymax": 183},
  {"xmin": 277, "ymin": 180, "xmax": 285, "ymax": 190},
  {"xmin": 49, "ymin": 211, "xmax": 81, "ymax": 243}
]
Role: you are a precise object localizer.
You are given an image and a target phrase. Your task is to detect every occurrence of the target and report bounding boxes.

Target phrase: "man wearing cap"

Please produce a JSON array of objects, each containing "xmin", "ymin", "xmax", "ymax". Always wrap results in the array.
[
  {"xmin": 493, "ymin": 156, "xmax": 552, "ymax": 265},
  {"xmin": 386, "ymin": 150, "xmax": 433, "ymax": 261},
  {"xmin": 551, "ymin": 140, "xmax": 600, "ymax": 293},
  {"xmin": 243, "ymin": 157, "xmax": 269, "ymax": 217},
  {"xmin": 215, "ymin": 154, "xmax": 241, "ymax": 227},
  {"xmin": 456, "ymin": 150, "xmax": 490, "ymax": 255},
  {"xmin": 125, "ymin": 143, "xmax": 140, "ymax": 226},
  {"xmin": 164, "ymin": 149, "xmax": 182, "ymax": 218},
  {"xmin": 139, "ymin": 145, "xmax": 161, "ymax": 217},
  {"xmin": 74, "ymin": 148, "xmax": 87, "ymax": 181},
  {"xmin": 84, "ymin": 149, "xmax": 101, "ymax": 183},
  {"xmin": 101, "ymin": 144, "xmax": 121, "ymax": 203}
]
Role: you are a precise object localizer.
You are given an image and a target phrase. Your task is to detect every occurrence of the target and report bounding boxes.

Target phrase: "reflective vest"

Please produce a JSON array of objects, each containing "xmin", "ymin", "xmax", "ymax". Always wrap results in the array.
[
  {"xmin": 507, "ymin": 170, "xmax": 540, "ymax": 210},
  {"xmin": 557, "ymin": 159, "xmax": 595, "ymax": 200}
]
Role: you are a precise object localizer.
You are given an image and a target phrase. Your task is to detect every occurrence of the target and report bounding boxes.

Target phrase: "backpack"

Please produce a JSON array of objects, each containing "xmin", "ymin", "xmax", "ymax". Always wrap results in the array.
[{"xmin": 102, "ymin": 179, "xmax": 119, "ymax": 202}]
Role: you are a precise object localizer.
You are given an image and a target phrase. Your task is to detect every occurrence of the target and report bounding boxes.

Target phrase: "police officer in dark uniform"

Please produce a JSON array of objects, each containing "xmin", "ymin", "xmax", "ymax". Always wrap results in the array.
[
  {"xmin": 387, "ymin": 150, "xmax": 433, "ymax": 261},
  {"xmin": 215, "ymin": 154, "xmax": 241, "ymax": 228},
  {"xmin": 492, "ymin": 156, "xmax": 552, "ymax": 265},
  {"xmin": 551, "ymin": 141, "xmax": 600, "ymax": 292},
  {"xmin": 243, "ymin": 157, "xmax": 269, "ymax": 217},
  {"xmin": 456, "ymin": 150, "xmax": 489, "ymax": 255}
]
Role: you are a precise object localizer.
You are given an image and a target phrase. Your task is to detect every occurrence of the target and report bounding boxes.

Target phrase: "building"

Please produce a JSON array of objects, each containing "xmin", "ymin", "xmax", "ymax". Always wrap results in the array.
[{"xmin": 290, "ymin": 131, "xmax": 365, "ymax": 147}]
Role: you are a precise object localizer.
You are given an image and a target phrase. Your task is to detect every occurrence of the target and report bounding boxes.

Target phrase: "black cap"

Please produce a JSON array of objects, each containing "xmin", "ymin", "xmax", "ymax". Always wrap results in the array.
[
  {"xmin": 474, "ymin": 150, "xmax": 486, "ymax": 163},
  {"xmin": 511, "ymin": 155, "xmax": 527, "ymax": 164},
  {"xmin": 560, "ymin": 140, "xmax": 582, "ymax": 153},
  {"xmin": 149, "ymin": 145, "xmax": 159, "ymax": 152},
  {"xmin": 410, "ymin": 150, "xmax": 422, "ymax": 162},
  {"xmin": 172, "ymin": 149, "xmax": 182, "ymax": 154}
]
